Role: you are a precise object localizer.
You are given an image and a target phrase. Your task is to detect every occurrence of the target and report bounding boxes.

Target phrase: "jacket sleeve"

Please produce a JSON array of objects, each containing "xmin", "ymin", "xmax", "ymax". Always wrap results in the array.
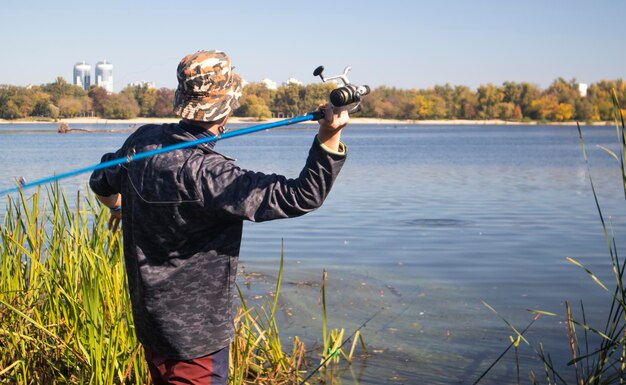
[
  {"xmin": 201, "ymin": 136, "xmax": 347, "ymax": 222},
  {"xmin": 89, "ymin": 148, "xmax": 126, "ymax": 197},
  {"xmin": 89, "ymin": 126, "xmax": 149, "ymax": 196}
]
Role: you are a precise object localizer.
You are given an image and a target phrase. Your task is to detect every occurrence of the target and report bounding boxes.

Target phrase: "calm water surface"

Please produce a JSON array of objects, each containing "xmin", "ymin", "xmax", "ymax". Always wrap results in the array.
[{"xmin": 1, "ymin": 122, "xmax": 624, "ymax": 384}]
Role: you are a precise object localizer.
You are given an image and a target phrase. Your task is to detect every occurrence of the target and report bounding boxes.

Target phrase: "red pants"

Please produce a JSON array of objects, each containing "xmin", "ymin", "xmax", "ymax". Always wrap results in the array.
[{"xmin": 144, "ymin": 346, "xmax": 229, "ymax": 385}]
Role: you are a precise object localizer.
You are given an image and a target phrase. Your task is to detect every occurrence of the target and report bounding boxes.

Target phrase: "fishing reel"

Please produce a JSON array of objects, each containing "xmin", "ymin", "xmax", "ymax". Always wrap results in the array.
[{"xmin": 313, "ymin": 65, "xmax": 370, "ymax": 112}]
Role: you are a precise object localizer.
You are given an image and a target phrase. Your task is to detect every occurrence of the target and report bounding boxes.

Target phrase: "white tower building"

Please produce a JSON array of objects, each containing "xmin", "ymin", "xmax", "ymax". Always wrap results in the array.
[
  {"xmin": 73, "ymin": 61, "xmax": 91, "ymax": 90},
  {"xmin": 95, "ymin": 60, "xmax": 114, "ymax": 93}
]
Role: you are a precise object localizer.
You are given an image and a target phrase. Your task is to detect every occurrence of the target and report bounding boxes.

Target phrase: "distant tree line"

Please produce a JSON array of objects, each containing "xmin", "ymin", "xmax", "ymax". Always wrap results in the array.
[
  {"xmin": 0, "ymin": 77, "xmax": 175, "ymax": 120},
  {"xmin": 356, "ymin": 79, "xmax": 626, "ymax": 122},
  {"xmin": 1, "ymin": 77, "xmax": 625, "ymax": 122},
  {"xmin": 238, "ymin": 78, "xmax": 626, "ymax": 122}
]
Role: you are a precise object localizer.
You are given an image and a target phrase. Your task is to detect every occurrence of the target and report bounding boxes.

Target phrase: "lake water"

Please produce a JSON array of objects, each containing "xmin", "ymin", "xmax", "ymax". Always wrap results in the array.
[{"xmin": 1, "ymin": 122, "xmax": 624, "ymax": 384}]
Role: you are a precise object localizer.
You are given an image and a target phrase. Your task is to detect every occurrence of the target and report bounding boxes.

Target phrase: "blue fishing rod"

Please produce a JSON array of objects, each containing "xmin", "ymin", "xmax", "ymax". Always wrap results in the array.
[{"xmin": 0, "ymin": 66, "xmax": 369, "ymax": 196}]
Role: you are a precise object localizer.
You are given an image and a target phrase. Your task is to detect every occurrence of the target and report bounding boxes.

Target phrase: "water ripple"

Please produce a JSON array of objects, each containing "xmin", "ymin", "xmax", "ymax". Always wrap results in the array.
[{"xmin": 405, "ymin": 218, "xmax": 474, "ymax": 228}]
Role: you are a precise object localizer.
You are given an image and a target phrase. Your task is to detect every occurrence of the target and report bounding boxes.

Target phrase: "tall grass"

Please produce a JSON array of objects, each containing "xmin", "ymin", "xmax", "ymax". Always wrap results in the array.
[
  {"xmin": 475, "ymin": 93, "xmax": 626, "ymax": 385},
  {"xmin": 0, "ymin": 185, "xmax": 144, "ymax": 384},
  {"xmin": 537, "ymin": 91, "xmax": 626, "ymax": 384},
  {"xmin": 528, "ymin": 92, "xmax": 625, "ymax": 384},
  {"xmin": 230, "ymin": 241, "xmax": 307, "ymax": 385},
  {"xmin": 0, "ymin": 186, "xmax": 363, "ymax": 384}
]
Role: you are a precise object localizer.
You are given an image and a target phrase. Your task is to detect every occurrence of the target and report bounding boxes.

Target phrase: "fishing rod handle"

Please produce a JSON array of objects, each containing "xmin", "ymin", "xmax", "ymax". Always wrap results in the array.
[
  {"xmin": 308, "ymin": 105, "xmax": 351, "ymax": 122},
  {"xmin": 310, "ymin": 109, "xmax": 325, "ymax": 121}
]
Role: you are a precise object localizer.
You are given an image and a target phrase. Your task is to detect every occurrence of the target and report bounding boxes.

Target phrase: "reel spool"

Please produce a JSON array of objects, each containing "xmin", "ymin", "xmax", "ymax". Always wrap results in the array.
[{"xmin": 313, "ymin": 65, "xmax": 370, "ymax": 112}]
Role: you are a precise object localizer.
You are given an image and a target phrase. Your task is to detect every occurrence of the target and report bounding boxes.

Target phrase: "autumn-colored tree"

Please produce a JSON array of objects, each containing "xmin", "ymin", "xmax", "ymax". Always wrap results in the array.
[
  {"xmin": 518, "ymin": 82, "xmax": 542, "ymax": 117},
  {"xmin": 152, "ymin": 88, "xmax": 175, "ymax": 117},
  {"xmin": 88, "ymin": 86, "xmax": 109, "ymax": 117},
  {"xmin": 494, "ymin": 102, "xmax": 516, "ymax": 120},
  {"xmin": 587, "ymin": 80, "xmax": 625, "ymax": 121},
  {"xmin": 412, "ymin": 94, "xmax": 434, "ymax": 119},
  {"xmin": 58, "ymin": 97, "xmax": 83, "ymax": 118},
  {"xmin": 57, "ymin": 95, "xmax": 92, "ymax": 118},
  {"xmin": 30, "ymin": 90, "xmax": 55, "ymax": 117},
  {"xmin": 40, "ymin": 77, "xmax": 86, "ymax": 104},
  {"xmin": 123, "ymin": 85, "xmax": 158, "ymax": 117},
  {"xmin": 453, "ymin": 86, "xmax": 478, "ymax": 119},
  {"xmin": 101, "ymin": 93, "xmax": 140, "ymax": 119},
  {"xmin": 544, "ymin": 78, "xmax": 581, "ymax": 120},
  {"xmin": 502, "ymin": 81, "xmax": 522, "ymax": 106},
  {"xmin": 0, "ymin": 98, "xmax": 22, "ymax": 119},
  {"xmin": 546, "ymin": 78, "xmax": 580, "ymax": 106},
  {"xmin": 302, "ymin": 83, "xmax": 336, "ymax": 111},
  {"xmin": 236, "ymin": 94, "xmax": 272, "ymax": 119},
  {"xmin": 411, "ymin": 92, "xmax": 446, "ymax": 119},
  {"xmin": 0, "ymin": 86, "xmax": 35, "ymax": 118},
  {"xmin": 477, "ymin": 83, "xmax": 504, "ymax": 119},
  {"xmin": 554, "ymin": 103, "xmax": 574, "ymax": 121},
  {"xmin": 432, "ymin": 84, "xmax": 454, "ymax": 119},
  {"xmin": 360, "ymin": 86, "xmax": 401, "ymax": 118},
  {"xmin": 235, "ymin": 82, "xmax": 280, "ymax": 118},
  {"xmin": 574, "ymin": 98, "xmax": 594, "ymax": 122},
  {"xmin": 242, "ymin": 82, "xmax": 275, "ymax": 110},
  {"xmin": 528, "ymin": 95, "xmax": 559, "ymax": 120},
  {"xmin": 273, "ymin": 83, "xmax": 304, "ymax": 117},
  {"xmin": 55, "ymin": 95, "xmax": 90, "ymax": 118}
]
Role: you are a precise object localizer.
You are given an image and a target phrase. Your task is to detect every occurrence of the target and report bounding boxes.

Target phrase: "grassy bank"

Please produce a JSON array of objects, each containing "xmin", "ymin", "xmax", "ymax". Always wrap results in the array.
[{"xmin": 0, "ymin": 187, "xmax": 363, "ymax": 384}]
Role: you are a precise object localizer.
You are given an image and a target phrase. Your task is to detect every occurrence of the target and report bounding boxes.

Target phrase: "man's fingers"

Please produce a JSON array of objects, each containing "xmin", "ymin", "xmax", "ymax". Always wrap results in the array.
[
  {"xmin": 111, "ymin": 218, "xmax": 120, "ymax": 232},
  {"xmin": 323, "ymin": 104, "xmax": 333, "ymax": 123},
  {"xmin": 108, "ymin": 215, "xmax": 121, "ymax": 232}
]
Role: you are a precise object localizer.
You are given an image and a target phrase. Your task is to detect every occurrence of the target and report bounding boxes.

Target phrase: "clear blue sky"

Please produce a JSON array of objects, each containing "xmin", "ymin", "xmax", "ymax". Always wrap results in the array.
[{"xmin": 1, "ymin": 0, "xmax": 624, "ymax": 91}]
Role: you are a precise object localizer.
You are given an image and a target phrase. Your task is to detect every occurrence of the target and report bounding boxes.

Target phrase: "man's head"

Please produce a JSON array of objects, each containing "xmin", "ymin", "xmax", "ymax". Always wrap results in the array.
[{"xmin": 173, "ymin": 50, "xmax": 242, "ymax": 122}]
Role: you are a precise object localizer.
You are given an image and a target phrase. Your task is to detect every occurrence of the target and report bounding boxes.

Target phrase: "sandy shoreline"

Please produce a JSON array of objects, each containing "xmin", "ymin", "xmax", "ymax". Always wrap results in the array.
[{"xmin": 0, "ymin": 117, "xmax": 611, "ymax": 126}]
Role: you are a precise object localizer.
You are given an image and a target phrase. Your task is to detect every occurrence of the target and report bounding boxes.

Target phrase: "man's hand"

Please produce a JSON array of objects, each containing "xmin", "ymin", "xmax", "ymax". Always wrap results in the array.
[
  {"xmin": 317, "ymin": 104, "xmax": 349, "ymax": 152},
  {"xmin": 95, "ymin": 193, "xmax": 122, "ymax": 232},
  {"xmin": 108, "ymin": 208, "xmax": 122, "ymax": 232}
]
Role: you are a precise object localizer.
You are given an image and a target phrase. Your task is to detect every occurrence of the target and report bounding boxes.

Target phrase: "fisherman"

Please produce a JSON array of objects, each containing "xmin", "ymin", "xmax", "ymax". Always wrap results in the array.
[{"xmin": 89, "ymin": 50, "xmax": 349, "ymax": 385}]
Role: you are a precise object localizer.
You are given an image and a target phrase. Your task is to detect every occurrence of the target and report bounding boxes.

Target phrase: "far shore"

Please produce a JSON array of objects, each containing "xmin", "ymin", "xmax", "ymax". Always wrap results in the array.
[{"xmin": 0, "ymin": 116, "xmax": 613, "ymax": 126}]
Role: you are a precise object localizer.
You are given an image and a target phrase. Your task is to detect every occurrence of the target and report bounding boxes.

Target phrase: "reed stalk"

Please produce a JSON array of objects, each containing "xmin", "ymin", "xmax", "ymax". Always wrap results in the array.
[
  {"xmin": 478, "ymin": 92, "xmax": 626, "ymax": 384},
  {"xmin": 0, "ymin": 185, "xmax": 143, "ymax": 384},
  {"xmin": 317, "ymin": 270, "xmax": 365, "ymax": 372},
  {"xmin": 229, "ymin": 240, "xmax": 308, "ymax": 385},
  {"xmin": 0, "ymin": 187, "xmax": 360, "ymax": 384},
  {"xmin": 531, "ymin": 91, "xmax": 626, "ymax": 384}
]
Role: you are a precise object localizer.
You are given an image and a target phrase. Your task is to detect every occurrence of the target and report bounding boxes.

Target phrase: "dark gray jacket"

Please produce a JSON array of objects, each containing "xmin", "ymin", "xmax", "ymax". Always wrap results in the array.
[{"xmin": 89, "ymin": 121, "xmax": 346, "ymax": 360}]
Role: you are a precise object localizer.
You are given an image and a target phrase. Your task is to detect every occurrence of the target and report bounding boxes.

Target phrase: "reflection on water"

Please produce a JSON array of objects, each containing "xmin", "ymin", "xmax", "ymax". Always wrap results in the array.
[
  {"xmin": 405, "ymin": 218, "xmax": 475, "ymax": 228},
  {"xmin": 1, "ymin": 123, "xmax": 624, "ymax": 384}
]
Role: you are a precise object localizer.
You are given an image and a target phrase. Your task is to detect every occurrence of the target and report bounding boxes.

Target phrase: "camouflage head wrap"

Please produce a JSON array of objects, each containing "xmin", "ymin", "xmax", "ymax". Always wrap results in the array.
[{"xmin": 173, "ymin": 50, "xmax": 243, "ymax": 122}]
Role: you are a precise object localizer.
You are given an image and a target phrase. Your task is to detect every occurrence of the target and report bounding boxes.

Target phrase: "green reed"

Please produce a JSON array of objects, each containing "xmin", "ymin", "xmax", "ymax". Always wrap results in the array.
[
  {"xmin": 319, "ymin": 269, "xmax": 366, "ymax": 368},
  {"xmin": 539, "ymin": 90, "xmax": 626, "ymax": 384},
  {"xmin": 0, "ymin": 186, "xmax": 362, "ymax": 384},
  {"xmin": 531, "ymin": 92, "xmax": 625, "ymax": 384},
  {"xmin": 230, "ymin": 241, "xmax": 308, "ymax": 385},
  {"xmin": 475, "ymin": 93, "xmax": 626, "ymax": 385},
  {"xmin": 0, "ymin": 186, "xmax": 143, "ymax": 384}
]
